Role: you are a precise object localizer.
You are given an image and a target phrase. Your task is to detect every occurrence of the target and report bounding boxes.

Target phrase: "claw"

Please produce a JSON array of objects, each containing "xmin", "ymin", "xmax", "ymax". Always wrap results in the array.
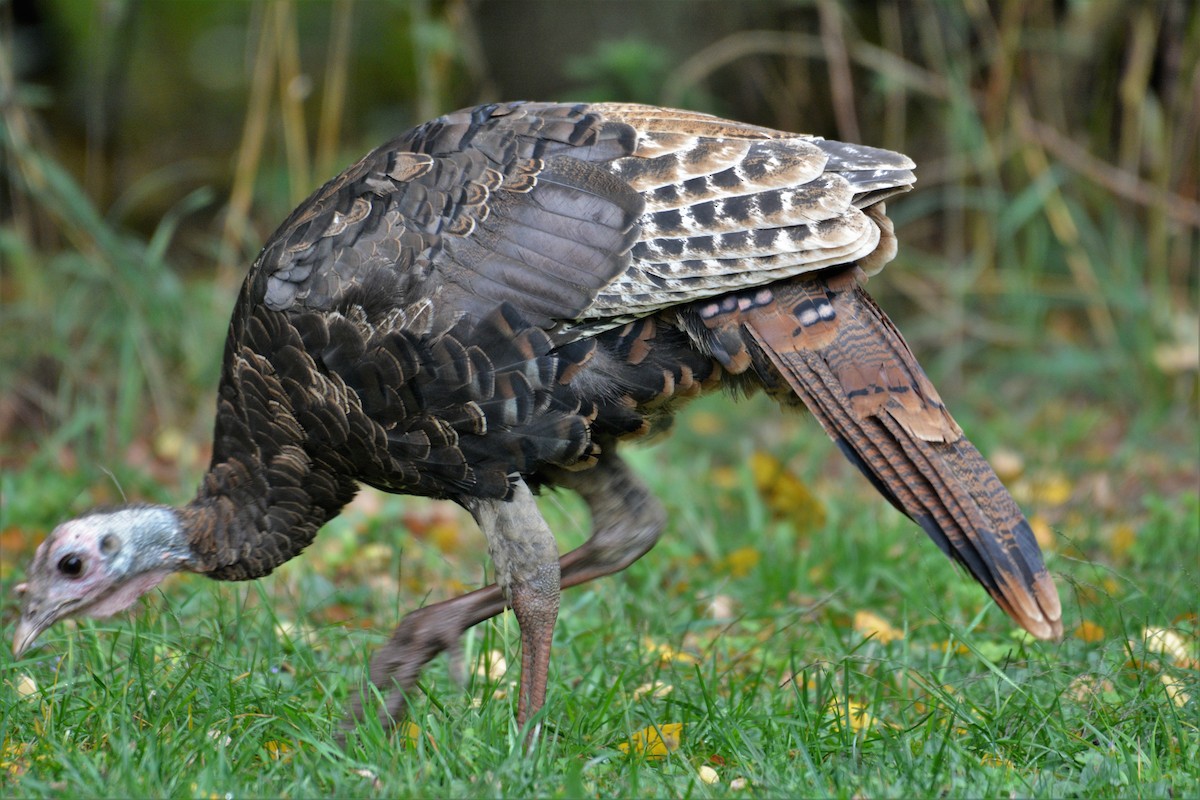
[{"xmin": 341, "ymin": 584, "xmax": 508, "ymax": 741}]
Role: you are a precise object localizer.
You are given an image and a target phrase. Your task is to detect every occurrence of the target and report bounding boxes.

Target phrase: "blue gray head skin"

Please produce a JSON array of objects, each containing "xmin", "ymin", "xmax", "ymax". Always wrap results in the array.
[{"xmin": 12, "ymin": 506, "xmax": 193, "ymax": 657}]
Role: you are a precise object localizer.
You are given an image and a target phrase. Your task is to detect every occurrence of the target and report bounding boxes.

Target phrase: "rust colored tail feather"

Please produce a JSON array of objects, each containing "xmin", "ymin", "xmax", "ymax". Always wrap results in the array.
[{"xmin": 742, "ymin": 274, "xmax": 1063, "ymax": 640}]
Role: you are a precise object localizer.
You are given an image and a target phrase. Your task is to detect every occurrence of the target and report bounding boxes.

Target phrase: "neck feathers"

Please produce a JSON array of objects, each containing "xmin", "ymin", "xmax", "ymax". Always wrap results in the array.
[
  {"xmin": 182, "ymin": 440, "xmax": 357, "ymax": 581},
  {"xmin": 183, "ymin": 298, "xmax": 359, "ymax": 581}
]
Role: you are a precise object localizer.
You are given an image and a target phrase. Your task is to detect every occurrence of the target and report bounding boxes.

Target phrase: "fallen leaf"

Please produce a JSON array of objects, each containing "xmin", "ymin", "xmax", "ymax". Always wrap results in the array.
[
  {"xmin": 399, "ymin": 721, "xmax": 424, "ymax": 750},
  {"xmin": 1029, "ymin": 515, "xmax": 1056, "ymax": 551},
  {"xmin": 1, "ymin": 738, "xmax": 31, "ymax": 778},
  {"xmin": 475, "ymin": 650, "xmax": 507, "ymax": 682},
  {"xmin": 429, "ymin": 521, "xmax": 463, "ymax": 555},
  {"xmin": 980, "ymin": 752, "xmax": 1014, "ymax": 770},
  {"xmin": 643, "ymin": 638, "xmax": 698, "ymax": 665},
  {"xmin": 718, "ymin": 547, "xmax": 761, "ymax": 578},
  {"xmin": 749, "ymin": 452, "xmax": 827, "ymax": 531},
  {"xmin": 1142, "ymin": 628, "xmax": 1197, "ymax": 668},
  {"xmin": 207, "ymin": 729, "xmax": 231, "ymax": 747},
  {"xmin": 1034, "ymin": 472, "xmax": 1073, "ymax": 506},
  {"xmin": 632, "ymin": 681, "xmax": 674, "ymax": 701},
  {"xmin": 153, "ymin": 427, "xmax": 189, "ymax": 461},
  {"xmin": 1108, "ymin": 524, "xmax": 1137, "ymax": 561},
  {"xmin": 264, "ymin": 740, "xmax": 292, "ymax": 762},
  {"xmin": 705, "ymin": 594, "xmax": 736, "ymax": 619},
  {"xmin": 989, "ymin": 448, "xmax": 1025, "ymax": 483},
  {"xmin": 709, "ymin": 466, "xmax": 739, "ymax": 490},
  {"xmin": 357, "ymin": 542, "xmax": 393, "ymax": 571},
  {"xmin": 1073, "ymin": 621, "xmax": 1105, "ymax": 643},
  {"xmin": 15, "ymin": 675, "xmax": 37, "ymax": 699},
  {"xmin": 352, "ymin": 768, "xmax": 383, "ymax": 790},
  {"xmin": 931, "ymin": 640, "xmax": 971, "ymax": 656},
  {"xmin": 1067, "ymin": 674, "xmax": 1116, "ymax": 703},
  {"xmin": 1161, "ymin": 674, "xmax": 1191, "ymax": 707},
  {"xmin": 698, "ymin": 765, "xmax": 720, "ymax": 784},
  {"xmin": 1153, "ymin": 342, "xmax": 1200, "ymax": 374},
  {"xmin": 0, "ymin": 528, "xmax": 31, "ymax": 576},
  {"xmin": 828, "ymin": 699, "xmax": 875, "ymax": 733},
  {"xmin": 617, "ymin": 723, "xmax": 683, "ymax": 759},
  {"xmin": 689, "ymin": 411, "xmax": 725, "ymax": 435},
  {"xmin": 854, "ymin": 610, "xmax": 904, "ymax": 644},
  {"xmin": 275, "ymin": 620, "xmax": 319, "ymax": 650}
]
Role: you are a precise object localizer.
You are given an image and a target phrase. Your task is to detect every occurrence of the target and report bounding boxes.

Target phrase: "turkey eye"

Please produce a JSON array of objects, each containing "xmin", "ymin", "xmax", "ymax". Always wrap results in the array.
[{"xmin": 57, "ymin": 555, "xmax": 85, "ymax": 578}]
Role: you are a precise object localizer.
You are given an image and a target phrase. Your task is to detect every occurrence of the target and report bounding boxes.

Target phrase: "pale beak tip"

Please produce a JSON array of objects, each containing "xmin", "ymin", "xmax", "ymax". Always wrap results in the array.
[{"xmin": 12, "ymin": 619, "xmax": 38, "ymax": 659}]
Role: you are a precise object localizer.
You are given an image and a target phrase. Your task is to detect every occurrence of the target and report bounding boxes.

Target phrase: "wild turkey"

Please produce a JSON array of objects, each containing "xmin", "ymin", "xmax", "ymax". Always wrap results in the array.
[{"xmin": 13, "ymin": 102, "xmax": 1062, "ymax": 740}]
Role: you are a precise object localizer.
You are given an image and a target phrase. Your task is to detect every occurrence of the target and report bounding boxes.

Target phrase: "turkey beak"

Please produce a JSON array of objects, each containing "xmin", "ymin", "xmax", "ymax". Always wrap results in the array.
[
  {"xmin": 12, "ymin": 616, "xmax": 40, "ymax": 658},
  {"xmin": 11, "ymin": 583, "xmax": 49, "ymax": 658}
]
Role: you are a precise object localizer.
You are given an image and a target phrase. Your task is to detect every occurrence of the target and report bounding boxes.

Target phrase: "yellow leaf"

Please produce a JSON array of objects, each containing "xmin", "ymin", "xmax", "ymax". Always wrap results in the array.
[
  {"xmin": 719, "ymin": 546, "xmax": 761, "ymax": 578},
  {"xmin": 705, "ymin": 594, "xmax": 736, "ymax": 618},
  {"xmin": 710, "ymin": 466, "xmax": 739, "ymax": 490},
  {"xmin": 358, "ymin": 542, "xmax": 393, "ymax": 570},
  {"xmin": 1029, "ymin": 515, "xmax": 1056, "ymax": 551},
  {"xmin": 980, "ymin": 752, "xmax": 1014, "ymax": 770},
  {"xmin": 854, "ymin": 610, "xmax": 904, "ymax": 644},
  {"xmin": 1034, "ymin": 473, "xmax": 1073, "ymax": 506},
  {"xmin": 1109, "ymin": 524, "xmax": 1137, "ymax": 560},
  {"xmin": 153, "ymin": 427, "xmax": 188, "ymax": 461},
  {"xmin": 1161, "ymin": 674, "xmax": 1191, "ymax": 707},
  {"xmin": 632, "ymin": 681, "xmax": 674, "ymax": 701},
  {"xmin": 1067, "ymin": 674, "xmax": 1115, "ymax": 703},
  {"xmin": 429, "ymin": 521, "xmax": 462, "ymax": 554},
  {"xmin": 689, "ymin": 411, "xmax": 725, "ymax": 435},
  {"xmin": 989, "ymin": 448, "xmax": 1025, "ymax": 483},
  {"xmin": 1142, "ymin": 628, "xmax": 1197, "ymax": 668},
  {"xmin": 400, "ymin": 720, "xmax": 423, "ymax": 750},
  {"xmin": 749, "ymin": 452, "xmax": 826, "ymax": 531},
  {"xmin": 828, "ymin": 699, "xmax": 875, "ymax": 733},
  {"xmin": 1073, "ymin": 621, "xmax": 1105, "ymax": 643},
  {"xmin": 643, "ymin": 638, "xmax": 698, "ymax": 665},
  {"xmin": 443, "ymin": 578, "xmax": 470, "ymax": 596},
  {"xmin": 15, "ymin": 675, "xmax": 37, "ymax": 699},
  {"xmin": 932, "ymin": 640, "xmax": 971, "ymax": 656},
  {"xmin": 275, "ymin": 620, "xmax": 319, "ymax": 650},
  {"xmin": 264, "ymin": 740, "xmax": 292, "ymax": 762},
  {"xmin": 475, "ymin": 649, "xmax": 508, "ymax": 682},
  {"xmin": 1153, "ymin": 341, "xmax": 1200, "ymax": 374},
  {"xmin": 617, "ymin": 723, "xmax": 683, "ymax": 759},
  {"xmin": 1, "ymin": 738, "xmax": 31, "ymax": 778}
]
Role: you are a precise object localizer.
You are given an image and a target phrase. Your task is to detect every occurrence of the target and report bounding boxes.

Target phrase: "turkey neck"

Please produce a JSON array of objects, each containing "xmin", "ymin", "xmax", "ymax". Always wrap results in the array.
[
  {"xmin": 178, "ymin": 458, "xmax": 353, "ymax": 582},
  {"xmin": 179, "ymin": 290, "xmax": 361, "ymax": 581}
]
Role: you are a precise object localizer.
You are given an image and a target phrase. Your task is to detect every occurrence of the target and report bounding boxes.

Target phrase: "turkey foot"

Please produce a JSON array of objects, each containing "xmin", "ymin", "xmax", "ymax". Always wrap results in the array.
[
  {"xmin": 510, "ymin": 562, "xmax": 561, "ymax": 746},
  {"xmin": 347, "ymin": 585, "xmax": 506, "ymax": 733},
  {"xmin": 347, "ymin": 453, "xmax": 665, "ymax": 741}
]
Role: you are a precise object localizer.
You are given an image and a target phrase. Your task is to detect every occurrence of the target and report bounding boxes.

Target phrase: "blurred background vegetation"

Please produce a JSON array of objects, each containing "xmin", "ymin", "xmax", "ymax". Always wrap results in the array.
[{"xmin": 1, "ymin": 0, "xmax": 1196, "ymax": 536}]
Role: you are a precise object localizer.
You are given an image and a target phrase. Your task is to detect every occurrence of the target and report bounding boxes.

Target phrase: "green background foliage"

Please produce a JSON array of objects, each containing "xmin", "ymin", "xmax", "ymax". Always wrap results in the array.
[{"xmin": 1, "ymin": 1, "xmax": 1196, "ymax": 796}]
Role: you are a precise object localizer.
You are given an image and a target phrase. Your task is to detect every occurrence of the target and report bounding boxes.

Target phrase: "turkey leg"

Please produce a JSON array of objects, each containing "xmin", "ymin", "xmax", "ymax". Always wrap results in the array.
[
  {"xmin": 464, "ymin": 480, "xmax": 561, "ymax": 741},
  {"xmin": 352, "ymin": 452, "xmax": 665, "ymax": 735}
]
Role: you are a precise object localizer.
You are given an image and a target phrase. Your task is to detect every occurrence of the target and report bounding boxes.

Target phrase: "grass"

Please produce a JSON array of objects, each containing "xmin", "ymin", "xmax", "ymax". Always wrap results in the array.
[
  {"xmin": 2, "ymin": 2, "xmax": 1198, "ymax": 797},
  {"xmin": 3, "ymin": 395, "xmax": 1198, "ymax": 797}
]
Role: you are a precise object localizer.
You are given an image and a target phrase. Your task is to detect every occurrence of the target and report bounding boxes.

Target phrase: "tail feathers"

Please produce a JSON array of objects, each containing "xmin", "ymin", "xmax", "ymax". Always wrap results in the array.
[{"xmin": 739, "ymin": 276, "xmax": 1062, "ymax": 640}]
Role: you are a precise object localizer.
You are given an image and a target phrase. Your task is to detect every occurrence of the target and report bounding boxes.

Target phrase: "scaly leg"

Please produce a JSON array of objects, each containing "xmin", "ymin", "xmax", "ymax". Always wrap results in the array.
[
  {"xmin": 465, "ymin": 480, "xmax": 561, "ymax": 740},
  {"xmin": 350, "ymin": 452, "xmax": 665, "ymax": 736}
]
